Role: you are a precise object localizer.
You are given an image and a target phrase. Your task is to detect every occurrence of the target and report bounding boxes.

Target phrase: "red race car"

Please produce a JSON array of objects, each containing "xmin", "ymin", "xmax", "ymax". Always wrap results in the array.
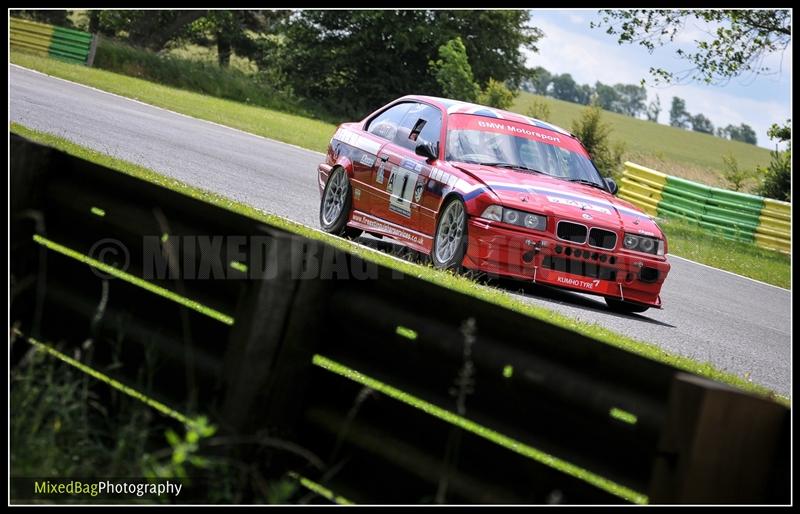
[{"xmin": 317, "ymin": 95, "xmax": 670, "ymax": 312}]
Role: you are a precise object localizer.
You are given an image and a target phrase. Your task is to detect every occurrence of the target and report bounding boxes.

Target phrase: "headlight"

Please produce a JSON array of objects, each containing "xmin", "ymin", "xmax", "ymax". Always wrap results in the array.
[
  {"xmin": 480, "ymin": 205, "xmax": 502, "ymax": 221},
  {"xmin": 480, "ymin": 205, "xmax": 546, "ymax": 231},
  {"xmin": 622, "ymin": 233, "xmax": 664, "ymax": 256}
]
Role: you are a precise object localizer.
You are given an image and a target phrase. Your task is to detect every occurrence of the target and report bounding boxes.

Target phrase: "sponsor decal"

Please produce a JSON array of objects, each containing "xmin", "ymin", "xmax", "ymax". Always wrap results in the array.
[
  {"xmin": 582, "ymin": 213, "xmax": 593, "ymax": 220},
  {"xmin": 400, "ymin": 158, "xmax": 423, "ymax": 173},
  {"xmin": 353, "ymin": 188, "xmax": 361, "ymax": 200},
  {"xmin": 332, "ymin": 128, "xmax": 382, "ymax": 155},
  {"xmin": 359, "ymin": 154, "xmax": 376, "ymax": 167},
  {"xmin": 351, "ymin": 212, "xmax": 424, "ymax": 245},
  {"xmin": 637, "ymin": 229, "xmax": 655, "ymax": 237},
  {"xmin": 414, "ymin": 180, "xmax": 425, "ymax": 202},
  {"xmin": 387, "ymin": 165, "xmax": 415, "ymax": 217},
  {"xmin": 376, "ymin": 160, "xmax": 387, "ymax": 184},
  {"xmin": 556, "ymin": 276, "xmax": 601, "ymax": 290},
  {"xmin": 546, "ymin": 195, "xmax": 612, "ymax": 215}
]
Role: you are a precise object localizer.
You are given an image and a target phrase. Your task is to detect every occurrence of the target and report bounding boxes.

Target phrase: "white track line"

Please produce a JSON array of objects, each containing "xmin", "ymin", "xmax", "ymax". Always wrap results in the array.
[
  {"xmin": 11, "ymin": 64, "xmax": 793, "ymax": 292},
  {"xmin": 10, "ymin": 63, "xmax": 327, "ymax": 157},
  {"xmin": 669, "ymin": 254, "xmax": 791, "ymax": 292}
]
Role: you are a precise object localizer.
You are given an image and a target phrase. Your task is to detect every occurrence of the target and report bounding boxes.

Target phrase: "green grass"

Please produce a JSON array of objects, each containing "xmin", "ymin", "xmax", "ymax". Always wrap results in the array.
[
  {"xmin": 511, "ymin": 92, "xmax": 773, "ymax": 190},
  {"xmin": 11, "ymin": 51, "xmax": 336, "ymax": 153},
  {"xmin": 11, "ymin": 122, "xmax": 788, "ymax": 407},
  {"xmin": 659, "ymin": 218, "xmax": 791, "ymax": 289}
]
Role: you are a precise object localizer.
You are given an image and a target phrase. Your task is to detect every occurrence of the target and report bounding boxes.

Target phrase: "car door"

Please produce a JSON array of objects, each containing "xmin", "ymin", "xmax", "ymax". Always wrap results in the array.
[
  {"xmin": 377, "ymin": 102, "xmax": 444, "ymax": 236},
  {"xmin": 359, "ymin": 102, "xmax": 415, "ymax": 218}
]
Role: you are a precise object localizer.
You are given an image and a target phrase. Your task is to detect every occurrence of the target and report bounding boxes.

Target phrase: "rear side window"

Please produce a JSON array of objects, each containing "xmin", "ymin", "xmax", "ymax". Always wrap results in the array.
[
  {"xmin": 393, "ymin": 103, "xmax": 443, "ymax": 153},
  {"xmin": 366, "ymin": 103, "xmax": 414, "ymax": 141}
]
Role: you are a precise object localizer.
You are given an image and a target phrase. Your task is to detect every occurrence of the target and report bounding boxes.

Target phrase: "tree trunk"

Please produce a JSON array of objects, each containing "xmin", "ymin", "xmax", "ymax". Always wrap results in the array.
[{"xmin": 217, "ymin": 31, "xmax": 231, "ymax": 68}]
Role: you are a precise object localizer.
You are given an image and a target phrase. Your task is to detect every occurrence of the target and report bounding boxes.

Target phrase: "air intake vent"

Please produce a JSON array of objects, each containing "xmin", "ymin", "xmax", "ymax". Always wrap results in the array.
[
  {"xmin": 588, "ymin": 228, "xmax": 617, "ymax": 249},
  {"xmin": 556, "ymin": 221, "xmax": 587, "ymax": 243}
]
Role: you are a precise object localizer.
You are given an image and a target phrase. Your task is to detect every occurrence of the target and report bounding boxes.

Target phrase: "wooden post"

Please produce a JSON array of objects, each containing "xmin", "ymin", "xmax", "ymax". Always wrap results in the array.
[{"xmin": 648, "ymin": 373, "xmax": 789, "ymax": 504}]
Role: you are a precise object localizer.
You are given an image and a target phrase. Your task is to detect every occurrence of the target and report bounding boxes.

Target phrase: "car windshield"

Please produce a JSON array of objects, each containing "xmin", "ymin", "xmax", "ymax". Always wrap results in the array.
[{"xmin": 445, "ymin": 115, "xmax": 606, "ymax": 188}]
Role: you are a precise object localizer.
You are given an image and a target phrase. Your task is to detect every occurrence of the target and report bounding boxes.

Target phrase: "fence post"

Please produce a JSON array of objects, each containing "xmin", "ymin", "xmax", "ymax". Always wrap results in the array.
[
  {"xmin": 218, "ymin": 233, "xmax": 329, "ymax": 437},
  {"xmin": 648, "ymin": 373, "xmax": 789, "ymax": 503}
]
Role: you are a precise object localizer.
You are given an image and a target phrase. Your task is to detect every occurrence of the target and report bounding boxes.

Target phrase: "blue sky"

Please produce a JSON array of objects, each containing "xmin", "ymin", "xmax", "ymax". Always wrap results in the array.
[{"xmin": 526, "ymin": 10, "xmax": 792, "ymax": 149}]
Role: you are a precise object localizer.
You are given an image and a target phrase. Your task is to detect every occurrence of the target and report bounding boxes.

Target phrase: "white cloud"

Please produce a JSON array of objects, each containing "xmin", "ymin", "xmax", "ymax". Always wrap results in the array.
[
  {"xmin": 526, "ymin": 13, "xmax": 791, "ymax": 149},
  {"xmin": 527, "ymin": 17, "xmax": 645, "ymax": 85}
]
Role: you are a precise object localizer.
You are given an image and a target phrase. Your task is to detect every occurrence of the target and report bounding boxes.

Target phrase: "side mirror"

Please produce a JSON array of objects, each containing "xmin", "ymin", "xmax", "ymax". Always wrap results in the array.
[
  {"xmin": 604, "ymin": 177, "xmax": 618, "ymax": 195},
  {"xmin": 415, "ymin": 141, "xmax": 438, "ymax": 161}
]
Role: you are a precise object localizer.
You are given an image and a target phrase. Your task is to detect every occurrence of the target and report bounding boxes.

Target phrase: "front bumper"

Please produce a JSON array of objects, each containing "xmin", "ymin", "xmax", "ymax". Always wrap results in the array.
[{"xmin": 464, "ymin": 218, "xmax": 670, "ymax": 308}]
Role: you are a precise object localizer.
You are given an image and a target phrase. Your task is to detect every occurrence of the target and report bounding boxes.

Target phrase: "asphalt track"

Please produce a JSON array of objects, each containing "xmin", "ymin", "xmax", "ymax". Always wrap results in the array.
[{"xmin": 10, "ymin": 64, "xmax": 792, "ymax": 397}]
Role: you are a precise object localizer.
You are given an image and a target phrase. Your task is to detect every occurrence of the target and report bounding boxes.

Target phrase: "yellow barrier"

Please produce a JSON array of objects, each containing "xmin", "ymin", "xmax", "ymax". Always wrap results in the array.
[
  {"xmin": 618, "ymin": 162, "xmax": 667, "ymax": 217},
  {"xmin": 755, "ymin": 198, "xmax": 791, "ymax": 253},
  {"xmin": 619, "ymin": 161, "xmax": 791, "ymax": 254}
]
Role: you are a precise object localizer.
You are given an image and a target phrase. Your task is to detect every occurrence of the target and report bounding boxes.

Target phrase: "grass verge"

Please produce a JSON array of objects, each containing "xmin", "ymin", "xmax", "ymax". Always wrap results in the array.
[
  {"xmin": 10, "ymin": 52, "xmax": 790, "ymax": 287},
  {"xmin": 659, "ymin": 218, "xmax": 790, "ymax": 289},
  {"xmin": 11, "ymin": 51, "xmax": 335, "ymax": 153},
  {"xmin": 11, "ymin": 122, "xmax": 788, "ymax": 406}
]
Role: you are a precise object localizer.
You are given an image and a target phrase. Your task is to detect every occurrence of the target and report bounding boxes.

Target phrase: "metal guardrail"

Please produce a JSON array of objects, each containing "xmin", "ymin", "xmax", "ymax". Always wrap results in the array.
[
  {"xmin": 619, "ymin": 162, "xmax": 790, "ymax": 253},
  {"xmin": 10, "ymin": 17, "xmax": 97, "ymax": 66},
  {"xmin": 10, "ymin": 134, "xmax": 789, "ymax": 504}
]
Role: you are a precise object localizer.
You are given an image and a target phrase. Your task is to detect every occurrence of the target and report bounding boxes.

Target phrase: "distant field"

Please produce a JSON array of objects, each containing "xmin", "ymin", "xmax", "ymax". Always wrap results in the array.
[{"xmin": 511, "ymin": 92, "xmax": 773, "ymax": 190}]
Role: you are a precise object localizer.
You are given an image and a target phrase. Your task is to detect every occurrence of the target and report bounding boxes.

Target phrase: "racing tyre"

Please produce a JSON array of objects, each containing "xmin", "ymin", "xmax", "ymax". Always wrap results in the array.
[
  {"xmin": 320, "ymin": 167, "xmax": 362, "ymax": 239},
  {"xmin": 432, "ymin": 197, "xmax": 468, "ymax": 270},
  {"xmin": 605, "ymin": 297, "xmax": 650, "ymax": 314}
]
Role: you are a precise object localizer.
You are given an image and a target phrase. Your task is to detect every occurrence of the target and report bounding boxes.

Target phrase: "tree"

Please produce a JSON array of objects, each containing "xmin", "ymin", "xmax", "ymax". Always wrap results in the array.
[
  {"xmin": 757, "ymin": 120, "xmax": 791, "ymax": 201},
  {"xmin": 276, "ymin": 10, "xmax": 543, "ymax": 117},
  {"xmin": 429, "ymin": 37, "xmax": 480, "ymax": 102},
  {"xmin": 613, "ymin": 83, "xmax": 647, "ymax": 117},
  {"xmin": 593, "ymin": 82, "xmax": 620, "ymax": 112},
  {"xmin": 526, "ymin": 99, "xmax": 552, "ymax": 122},
  {"xmin": 570, "ymin": 103, "xmax": 626, "ymax": 178},
  {"xmin": 527, "ymin": 66, "xmax": 552, "ymax": 95},
  {"xmin": 719, "ymin": 124, "xmax": 758, "ymax": 145},
  {"xmin": 10, "ymin": 10, "xmax": 71, "ymax": 27},
  {"xmin": 592, "ymin": 10, "xmax": 791, "ymax": 85},
  {"xmin": 477, "ymin": 79, "xmax": 515, "ymax": 109},
  {"xmin": 690, "ymin": 113, "xmax": 715, "ymax": 134},
  {"xmin": 184, "ymin": 11, "xmax": 284, "ymax": 68},
  {"xmin": 91, "ymin": 11, "xmax": 206, "ymax": 51},
  {"xmin": 645, "ymin": 94, "xmax": 661, "ymax": 122},
  {"xmin": 721, "ymin": 154, "xmax": 751, "ymax": 191},
  {"xmin": 737, "ymin": 124, "xmax": 758, "ymax": 145},
  {"xmin": 550, "ymin": 73, "xmax": 582, "ymax": 103},
  {"xmin": 669, "ymin": 97, "xmax": 691, "ymax": 128}
]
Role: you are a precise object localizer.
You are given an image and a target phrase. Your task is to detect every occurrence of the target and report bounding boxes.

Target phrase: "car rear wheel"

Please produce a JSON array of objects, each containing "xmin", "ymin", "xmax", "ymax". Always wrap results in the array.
[
  {"xmin": 320, "ymin": 167, "xmax": 362, "ymax": 239},
  {"xmin": 605, "ymin": 297, "xmax": 650, "ymax": 313},
  {"xmin": 432, "ymin": 197, "xmax": 468, "ymax": 270}
]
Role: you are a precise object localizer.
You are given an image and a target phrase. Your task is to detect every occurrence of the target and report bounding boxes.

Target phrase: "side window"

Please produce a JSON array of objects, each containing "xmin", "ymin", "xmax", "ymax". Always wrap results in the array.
[
  {"xmin": 366, "ymin": 103, "xmax": 413, "ymax": 141},
  {"xmin": 393, "ymin": 103, "xmax": 443, "ymax": 153}
]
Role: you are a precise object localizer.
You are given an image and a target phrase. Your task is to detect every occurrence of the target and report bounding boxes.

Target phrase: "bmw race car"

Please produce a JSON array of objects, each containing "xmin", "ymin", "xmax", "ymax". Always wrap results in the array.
[{"xmin": 317, "ymin": 95, "xmax": 670, "ymax": 313}]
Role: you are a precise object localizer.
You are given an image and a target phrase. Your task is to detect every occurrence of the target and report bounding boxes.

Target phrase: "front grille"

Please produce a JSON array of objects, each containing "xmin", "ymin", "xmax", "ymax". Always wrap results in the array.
[
  {"xmin": 556, "ymin": 221, "xmax": 587, "ymax": 243},
  {"xmin": 543, "ymin": 256, "xmax": 617, "ymax": 281},
  {"xmin": 588, "ymin": 228, "xmax": 617, "ymax": 249}
]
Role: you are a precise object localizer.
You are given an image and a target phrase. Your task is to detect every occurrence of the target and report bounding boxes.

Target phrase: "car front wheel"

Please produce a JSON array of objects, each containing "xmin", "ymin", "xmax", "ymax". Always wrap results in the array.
[
  {"xmin": 431, "ymin": 197, "xmax": 468, "ymax": 270},
  {"xmin": 605, "ymin": 297, "xmax": 650, "ymax": 314},
  {"xmin": 319, "ymin": 167, "xmax": 362, "ymax": 239}
]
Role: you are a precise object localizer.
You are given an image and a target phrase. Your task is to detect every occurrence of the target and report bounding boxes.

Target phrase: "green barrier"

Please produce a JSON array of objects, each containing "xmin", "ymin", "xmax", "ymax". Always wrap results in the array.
[
  {"xmin": 620, "ymin": 161, "xmax": 789, "ymax": 253},
  {"xmin": 10, "ymin": 17, "xmax": 96, "ymax": 66}
]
